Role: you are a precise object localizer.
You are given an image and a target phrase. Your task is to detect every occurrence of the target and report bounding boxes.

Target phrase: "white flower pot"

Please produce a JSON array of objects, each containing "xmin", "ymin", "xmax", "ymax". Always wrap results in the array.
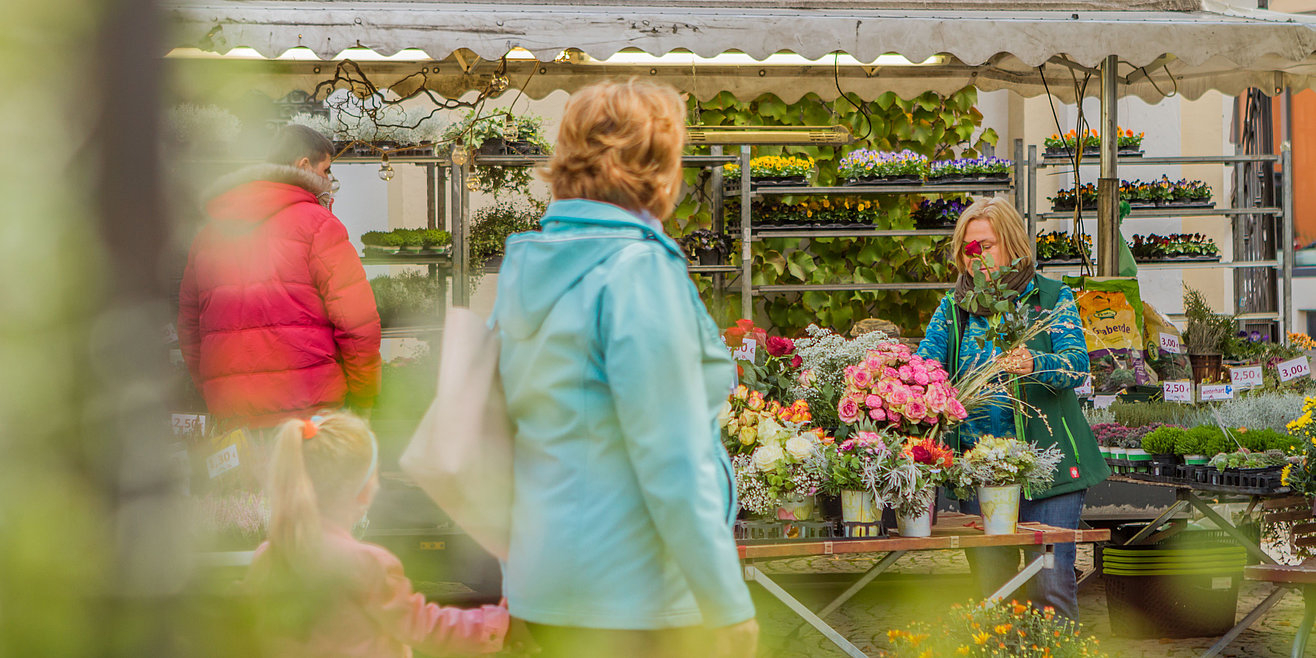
[
  {"xmin": 1109, "ymin": 447, "xmax": 1126, "ymax": 460},
  {"xmin": 896, "ymin": 509, "xmax": 932, "ymax": 537},
  {"xmin": 841, "ymin": 490, "xmax": 880, "ymax": 537},
  {"xmin": 777, "ymin": 494, "xmax": 816, "ymax": 521},
  {"xmin": 978, "ymin": 484, "xmax": 1022, "ymax": 535}
]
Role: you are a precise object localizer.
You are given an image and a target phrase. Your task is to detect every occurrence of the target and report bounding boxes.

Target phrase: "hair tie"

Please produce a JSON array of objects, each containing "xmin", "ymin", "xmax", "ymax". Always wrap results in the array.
[{"xmin": 302, "ymin": 419, "xmax": 318, "ymax": 440}]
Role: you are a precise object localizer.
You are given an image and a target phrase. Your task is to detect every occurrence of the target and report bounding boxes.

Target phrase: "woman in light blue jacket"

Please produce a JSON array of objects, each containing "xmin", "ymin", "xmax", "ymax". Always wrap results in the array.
[{"xmin": 490, "ymin": 80, "xmax": 757, "ymax": 658}]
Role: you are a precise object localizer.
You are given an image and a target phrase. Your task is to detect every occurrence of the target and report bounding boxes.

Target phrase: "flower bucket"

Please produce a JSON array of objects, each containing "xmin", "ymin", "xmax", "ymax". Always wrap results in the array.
[
  {"xmin": 896, "ymin": 509, "xmax": 932, "ymax": 537},
  {"xmin": 777, "ymin": 494, "xmax": 816, "ymax": 521},
  {"xmin": 841, "ymin": 490, "xmax": 880, "ymax": 537},
  {"xmin": 978, "ymin": 484, "xmax": 1021, "ymax": 535}
]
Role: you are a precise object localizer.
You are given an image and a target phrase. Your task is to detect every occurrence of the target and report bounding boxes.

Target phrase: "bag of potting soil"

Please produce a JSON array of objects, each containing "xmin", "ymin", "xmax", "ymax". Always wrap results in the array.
[
  {"xmin": 1063, "ymin": 276, "xmax": 1150, "ymax": 393},
  {"xmin": 1142, "ymin": 301, "xmax": 1191, "ymax": 383}
]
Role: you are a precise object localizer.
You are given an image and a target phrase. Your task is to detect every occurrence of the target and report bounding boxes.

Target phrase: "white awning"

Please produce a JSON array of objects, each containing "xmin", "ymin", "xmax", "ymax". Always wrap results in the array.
[{"xmin": 166, "ymin": 0, "xmax": 1316, "ymax": 100}]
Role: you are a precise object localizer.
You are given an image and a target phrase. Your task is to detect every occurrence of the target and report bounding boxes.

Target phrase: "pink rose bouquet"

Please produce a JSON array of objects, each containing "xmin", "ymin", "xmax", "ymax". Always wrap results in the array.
[{"xmin": 837, "ymin": 343, "xmax": 967, "ymax": 437}]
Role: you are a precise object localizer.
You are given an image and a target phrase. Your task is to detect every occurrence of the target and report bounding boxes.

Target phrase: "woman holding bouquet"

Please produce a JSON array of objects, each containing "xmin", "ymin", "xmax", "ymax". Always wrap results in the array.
[
  {"xmin": 490, "ymin": 80, "xmax": 757, "ymax": 657},
  {"xmin": 917, "ymin": 196, "xmax": 1108, "ymax": 620}
]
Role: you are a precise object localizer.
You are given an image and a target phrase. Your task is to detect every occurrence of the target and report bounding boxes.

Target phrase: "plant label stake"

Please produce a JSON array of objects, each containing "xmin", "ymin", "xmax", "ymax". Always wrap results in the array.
[
  {"xmin": 1277, "ymin": 356, "xmax": 1312, "ymax": 382},
  {"xmin": 1229, "ymin": 365, "xmax": 1263, "ymax": 390},
  {"xmin": 1198, "ymin": 384, "xmax": 1234, "ymax": 402},
  {"xmin": 1158, "ymin": 332, "xmax": 1182, "ymax": 354},
  {"xmin": 1075, "ymin": 376, "xmax": 1094, "ymax": 398},
  {"xmin": 1162, "ymin": 380, "xmax": 1193, "ymax": 403}
]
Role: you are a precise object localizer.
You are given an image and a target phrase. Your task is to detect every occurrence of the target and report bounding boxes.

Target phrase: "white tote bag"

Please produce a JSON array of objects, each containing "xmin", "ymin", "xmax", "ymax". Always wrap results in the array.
[{"xmin": 399, "ymin": 307, "xmax": 513, "ymax": 561}]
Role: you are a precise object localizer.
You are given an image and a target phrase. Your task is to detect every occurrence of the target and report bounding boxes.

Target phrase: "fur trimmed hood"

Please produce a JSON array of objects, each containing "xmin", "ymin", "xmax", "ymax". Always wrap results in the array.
[{"xmin": 203, "ymin": 164, "xmax": 333, "ymax": 222}]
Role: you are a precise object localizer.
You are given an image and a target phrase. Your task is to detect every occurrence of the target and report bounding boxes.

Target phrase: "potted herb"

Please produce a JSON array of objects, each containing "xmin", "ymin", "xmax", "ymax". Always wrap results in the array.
[
  {"xmin": 470, "ymin": 200, "xmax": 543, "ymax": 270},
  {"xmin": 369, "ymin": 270, "xmax": 445, "ymax": 328},
  {"xmin": 837, "ymin": 149, "xmax": 930, "ymax": 185},
  {"xmin": 442, "ymin": 108, "xmax": 549, "ymax": 157},
  {"xmin": 1183, "ymin": 286, "xmax": 1231, "ymax": 383},
  {"xmin": 1140, "ymin": 425, "xmax": 1180, "ymax": 466},
  {"xmin": 419, "ymin": 229, "xmax": 452, "ymax": 254},
  {"xmin": 393, "ymin": 229, "xmax": 423, "ymax": 253},
  {"xmin": 1174, "ymin": 430, "xmax": 1209, "ymax": 467},
  {"xmin": 1123, "ymin": 434, "xmax": 1152, "ymax": 473},
  {"xmin": 679, "ymin": 229, "xmax": 736, "ymax": 265},
  {"xmin": 946, "ymin": 435, "xmax": 1063, "ymax": 535}
]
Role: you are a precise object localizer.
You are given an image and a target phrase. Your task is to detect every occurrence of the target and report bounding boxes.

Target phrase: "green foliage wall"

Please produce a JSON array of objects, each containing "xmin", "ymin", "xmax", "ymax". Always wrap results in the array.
[{"xmin": 669, "ymin": 88, "xmax": 997, "ymax": 336}]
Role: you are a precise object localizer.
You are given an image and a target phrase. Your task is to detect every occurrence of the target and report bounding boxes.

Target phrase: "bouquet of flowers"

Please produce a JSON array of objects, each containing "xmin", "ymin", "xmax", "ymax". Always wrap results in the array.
[
  {"xmin": 720, "ymin": 385, "xmax": 812, "ymax": 457},
  {"xmin": 869, "ymin": 435, "xmax": 956, "ymax": 517},
  {"xmin": 945, "ymin": 435, "xmax": 1064, "ymax": 500},
  {"xmin": 791, "ymin": 324, "xmax": 899, "ymax": 429},
  {"xmin": 733, "ymin": 424, "xmax": 829, "ymax": 517},
  {"xmin": 723, "ymin": 319, "xmax": 800, "ymax": 401},
  {"xmin": 836, "ymin": 342, "xmax": 968, "ymax": 438},
  {"xmin": 825, "ymin": 430, "xmax": 890, "ymax": 493}
]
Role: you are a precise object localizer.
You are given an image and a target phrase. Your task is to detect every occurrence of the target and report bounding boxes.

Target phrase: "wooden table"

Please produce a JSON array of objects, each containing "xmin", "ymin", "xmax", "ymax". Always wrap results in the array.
[
  {"xmin": 1105, "ymin": 474, "xmax": 1288, "ymax": 658},
  {"xmin": 737, "ymin": 512, "xmax": 1110, "ymax": 658}
]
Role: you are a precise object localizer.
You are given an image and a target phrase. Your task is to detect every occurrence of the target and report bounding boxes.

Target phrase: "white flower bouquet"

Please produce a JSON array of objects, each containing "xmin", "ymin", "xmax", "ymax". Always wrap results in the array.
[
  {"xmin": 945, "ymin": 435, "xmax": 1064, "ymax": 500},
  {"xmin": 733, "ymin": 424, "xmax": 828, "ymax": 517}
]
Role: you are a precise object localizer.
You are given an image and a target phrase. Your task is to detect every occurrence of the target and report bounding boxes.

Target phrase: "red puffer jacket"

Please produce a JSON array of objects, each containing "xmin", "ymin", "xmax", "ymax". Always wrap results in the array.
[{"xmin": 178, "ymin": 164, "xmax": 381, "ymax": 431}]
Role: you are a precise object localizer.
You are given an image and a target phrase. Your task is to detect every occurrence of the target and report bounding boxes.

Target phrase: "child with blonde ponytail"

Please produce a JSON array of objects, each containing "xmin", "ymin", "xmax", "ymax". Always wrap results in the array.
[{"xmin": 246, "ymin": 412, "xmax": 508, "ymax": 657}]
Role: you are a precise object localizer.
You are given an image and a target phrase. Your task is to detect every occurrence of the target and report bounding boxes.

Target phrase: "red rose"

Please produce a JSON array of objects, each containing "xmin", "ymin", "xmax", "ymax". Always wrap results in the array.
[
  {"xmin": 766, "ymin": 336, "xmax": 795, "ymax": 357},
  {"xmin": 790, "ymin": 355, "xmax": 802, "ymax": 368},
  {"xmin": 964, "ymin": 240, "xmax": 984, "ymax": 257}
]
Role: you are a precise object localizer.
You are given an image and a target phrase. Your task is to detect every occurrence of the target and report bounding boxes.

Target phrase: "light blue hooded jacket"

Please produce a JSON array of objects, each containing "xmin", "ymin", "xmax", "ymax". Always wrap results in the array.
[{"xmin": 490, "ymin": 199, "xmax": 754, "ymax": 630}]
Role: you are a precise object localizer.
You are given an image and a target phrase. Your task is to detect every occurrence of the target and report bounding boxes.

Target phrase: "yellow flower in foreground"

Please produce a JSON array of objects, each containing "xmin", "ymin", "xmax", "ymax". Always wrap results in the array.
[
  {"xmin": 956, "ymin": 647, "xmax": 971, "ymax": 656},
  {"xmin": 994, "ymin": 624, "xmax": 1012, "ymax": 635},
  {"xmin": 1283, "ymin": 463, "xmax": 1293, "ymax": 486},
  {"xmin": 973, "ymin": 631, "xmax": 991, "ymax": 645}
]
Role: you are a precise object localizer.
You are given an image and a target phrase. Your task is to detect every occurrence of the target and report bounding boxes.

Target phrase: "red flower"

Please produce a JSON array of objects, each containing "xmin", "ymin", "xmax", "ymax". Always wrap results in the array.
[
  {"xmin": 766, "ymin": 336, "xmax": 795, "ymax": 357},
  {"xmin": 964, "ymin": 240, "xmax": 984, "ymax": 257},
  {"xmin": 911, "ymin": 445, "xmax": 933, "ymax": 465},
  {"xmin": 790, "ymin": 355, "xmax": 803, "ymax": 368},
  {"xmin": 724, "ymin": 318, "xmax": 766, "ymax": 349},
  {"xmin": 737, "ymin": 363, "xmax": 744, "ymax": 378}
]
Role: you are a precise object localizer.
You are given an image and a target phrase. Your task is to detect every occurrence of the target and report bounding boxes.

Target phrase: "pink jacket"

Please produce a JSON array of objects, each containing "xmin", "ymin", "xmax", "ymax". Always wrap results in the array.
[{"xmin": 246, "ymin": 526, "xmax": 507, "ymax": 657}]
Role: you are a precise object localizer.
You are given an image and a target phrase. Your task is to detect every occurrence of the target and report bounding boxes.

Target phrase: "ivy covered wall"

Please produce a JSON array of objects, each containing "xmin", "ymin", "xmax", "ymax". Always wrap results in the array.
[{"xmin": 669, "ymin": 87, "xmax": 998, "ymax": 337}]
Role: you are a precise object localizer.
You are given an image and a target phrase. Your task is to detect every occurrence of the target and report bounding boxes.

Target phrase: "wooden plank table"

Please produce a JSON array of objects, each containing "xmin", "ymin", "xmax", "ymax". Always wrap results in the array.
[
  {"xmin": 1104, "ymin": 474, "xmax": 1288, "ymax": 657},
  {"xmin": 737, "ymin": 512, "xmax": 1110, "ymax": 658}
]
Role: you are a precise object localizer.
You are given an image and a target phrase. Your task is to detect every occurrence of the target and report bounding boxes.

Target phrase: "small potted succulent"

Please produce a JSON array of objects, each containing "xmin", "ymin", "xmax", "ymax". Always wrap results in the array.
[
  {"xmin": 838, "ymin": 149, "xmax": 930, "ymax": 185},
  {"xmin": 679, "ymin": 229, "xmax": 737, "ymax": 265},
  {"xmin": 722, "ymin": 155, "xmax": 815, "ymax": 187}
]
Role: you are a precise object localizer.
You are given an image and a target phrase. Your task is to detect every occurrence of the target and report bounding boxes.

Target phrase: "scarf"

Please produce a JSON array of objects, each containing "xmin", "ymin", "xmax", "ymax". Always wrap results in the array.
[{"xmin": 953, "ymin": 262, "xmax": 1036, "ymax": 317}]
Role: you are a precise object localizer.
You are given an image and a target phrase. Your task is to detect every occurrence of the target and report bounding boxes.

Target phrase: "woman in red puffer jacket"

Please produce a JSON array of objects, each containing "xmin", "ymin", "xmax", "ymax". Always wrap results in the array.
[{"xmin": 178, "ymin": 126, "xmax": 381, "ymax": 432}]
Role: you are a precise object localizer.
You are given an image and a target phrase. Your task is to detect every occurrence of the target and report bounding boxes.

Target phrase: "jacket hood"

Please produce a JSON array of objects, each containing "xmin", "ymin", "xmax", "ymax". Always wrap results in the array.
[
  {"xmin": 495, "ymin": 199, "xmax": 685, "ymax": 339},
  {"xmin": 203, "ymin": 163, "xmax": 332, "ymax": 223}
]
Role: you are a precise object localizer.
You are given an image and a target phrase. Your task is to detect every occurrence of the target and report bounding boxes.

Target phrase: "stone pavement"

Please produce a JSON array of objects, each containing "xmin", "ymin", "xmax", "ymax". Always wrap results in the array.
[{"xmin": 749, "ymin": 546, "xmax": 1311, "ymax": 657}]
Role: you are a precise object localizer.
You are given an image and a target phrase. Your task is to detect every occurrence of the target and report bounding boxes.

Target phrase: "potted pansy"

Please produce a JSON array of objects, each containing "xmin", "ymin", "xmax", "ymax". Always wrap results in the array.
[
  {"xmin": 679, "ymin": 229, "xmax": 737, "ymax": 265},
  {"xmin": 945, "ymin": 435, "xmax": 1063, "ymax": 535},
  {"xmin": 837, "ymin": 149, "xmax": 930, "ymax": 185},
  {"xmin": 723, "ymin": 155, "xmax": 815, "ymax": 187},
  {"xmin": 1035, "ymin": 230, "xmax": 1092, "ymax": 265},
  {"xmin": 912, "ymin": 197, "xmax": 969, "ymax": 229},
  {"xmin": 928, "ymin": 157, "xmax": 1012, "ymax": 184},
  {"xmin": 1117, "ymin": 128, "xmax": 1145, "ymax": 156}
]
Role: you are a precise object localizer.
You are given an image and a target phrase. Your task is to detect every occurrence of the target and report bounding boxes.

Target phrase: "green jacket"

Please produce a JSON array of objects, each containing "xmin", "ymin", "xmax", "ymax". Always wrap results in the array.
[{"xmin": 918, "ymin": 275, "xmax": 1109, "ymax": 499}]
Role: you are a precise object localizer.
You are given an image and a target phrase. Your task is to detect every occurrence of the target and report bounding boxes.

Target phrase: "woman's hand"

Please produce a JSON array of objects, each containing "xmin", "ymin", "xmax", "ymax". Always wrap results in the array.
[
  {"xmin": 999, "ymin": 347, "xmax": 1034, "ymax": 375},
  {"xmin": 712, "ymin": 618, "xmax": 759, "ymax": 658}
]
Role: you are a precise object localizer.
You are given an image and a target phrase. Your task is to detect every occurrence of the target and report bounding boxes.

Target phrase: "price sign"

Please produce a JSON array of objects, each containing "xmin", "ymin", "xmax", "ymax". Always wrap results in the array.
[
  {"xmin": 1159, "ymin": 332, "xmax": 1182, "ymax": 355},
  {"xmin": 172, "ymin": 414, "xmax": 206, "ymax": 436},
  {"xmin": 1094, "ymin": 395, "xmax": 1117, "ymax": 410},
  {"xmin": 1199, "ymin": 384, "xmax": 1235, "ymax": 402},
  {"xmin": 1278, "ymin": 356, "xmax": 1312, "ymax": 382},
  {"xmin": 1230, "ymin": 365, "xmax": 1264, "ymax": 389},
  {"xmin": 732, "ymin": 338, "xmax": 757, "ymax": 362},
  {"xmin": 205, "ymin": 444, "xmax": 239, "ymax": 479},
  {"xmin": 1163, "ymin": 380, "xmax": 1194, "ymax": 403},
  {"xmin": 1075, "ymin": 376, "xmax": 1094, "ymax": 398}
]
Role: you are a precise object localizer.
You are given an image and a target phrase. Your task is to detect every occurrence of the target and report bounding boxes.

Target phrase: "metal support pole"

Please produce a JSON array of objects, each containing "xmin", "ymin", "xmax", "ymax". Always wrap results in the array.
[
  {"xmin": 1027, "ymin": 144, "xmax": 1038, "ymax": 253},
  {"xmin": 1202, "ymin": 586, "xmax": 1289, "ymax": 657},
  {"xmin": 1185, "ymin": 493, "xmax": 1277, "ymax": 565},
  {"xmin": 744, "ymin": 565, "xmax": 869, "ymax": 658},
  {"xmin": 1282, "ymin": 143, "xmax": 1294, "ymax": 338},
  {"xmin": 986, "ymin": 548, "xmax": 1055, "ymax": 605},
  {"xmin": 1097, "ymin": 55, "xmax": 1121, "ymax": 277},
  {"xmin": 1013, "ymin": 138, "xmax": 1025, "ymax": 215},
  {"xmin": 711, "ymin": 145, "xmax": 726, "ymax": 323},
  {"xmin": 450, "ymin": 162, "xmax": 468, "ymax": 307},
  {"xmin": 739, "ymin": 145, "xmax": 753, "ymax": 321},
  {"xmin": 817, "ymin": 550, "xmax": 906, "ymax": 618}
]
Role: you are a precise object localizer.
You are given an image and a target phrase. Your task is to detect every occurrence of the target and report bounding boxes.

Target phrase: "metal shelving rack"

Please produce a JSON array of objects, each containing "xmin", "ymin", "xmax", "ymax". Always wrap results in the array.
[
  {"xmin": 731, "ymin": 144, "xmax": 1021, "ymax": 320},
  {"xmin": 1021, "ymin": 145, "xmax": 1295, "ymax": 336}
]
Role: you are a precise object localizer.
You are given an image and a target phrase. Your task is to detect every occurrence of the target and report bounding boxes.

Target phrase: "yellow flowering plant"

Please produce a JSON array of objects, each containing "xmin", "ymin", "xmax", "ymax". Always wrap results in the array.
[
  {"xmin": 723, "ymin": 155, "xmax": 815, "ymax": 181},
  {"xmin": 1281, "ymin": 397, "xmax": 1316, "ymax": 496},
  {"xmin": 883, "ymin": 600, "xmax": 1106, "ymax": 658}
]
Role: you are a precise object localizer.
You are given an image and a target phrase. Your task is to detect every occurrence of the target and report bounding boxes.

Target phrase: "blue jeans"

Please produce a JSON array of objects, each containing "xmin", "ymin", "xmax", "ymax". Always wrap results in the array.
[{"xmin": 958, "ymin": 489, "xmax": 1086, "ymax": 620}]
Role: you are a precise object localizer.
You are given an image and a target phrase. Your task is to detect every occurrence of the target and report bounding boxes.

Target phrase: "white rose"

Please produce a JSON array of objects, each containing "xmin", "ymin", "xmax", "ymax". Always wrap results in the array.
[
  {"xmin": 753, "ymin": 443, "xmax": 785, "ymax": 471},
  {"xmin": 758, "ymin": 418, "xmax": 786, "ymax": 445},
  {"xmin": 717, "ymin": 400, "xmax": 733, "ymax": 427},
  {"xmin": 784, "ymin": 435, "xmax": 814, "ymax": 461}
]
